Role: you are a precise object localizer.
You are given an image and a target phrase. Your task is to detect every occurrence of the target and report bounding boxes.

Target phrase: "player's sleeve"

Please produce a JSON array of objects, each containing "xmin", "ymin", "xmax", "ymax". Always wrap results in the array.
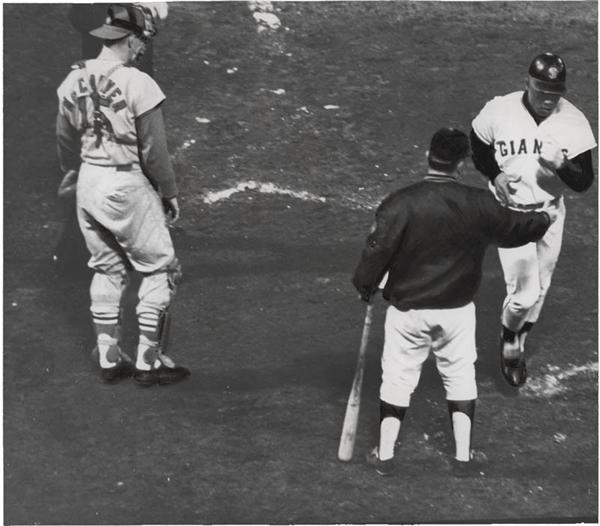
[
  {"xmin": 470, "ymin": 128, "xmax": 501, "ymax": 182},
  {"xmin": 556, "ymin": 149, "xmax": 594, "ymax": 192},
  {"xmin": 56, "ymin": 112, "xmax": 81, "ymax": 174},
  {"xmin": 136, "ymin": 104, "xmax": 178, "ymax": 198},
  {"xmin": 352, "ymin": 196, "xmax": 406, "ymax": 300},
  {"xmin": 471, "ymin": 98, "xmax": 499, "ymax": 146},
  {"xmin": 478, "ymin": 191, "xmax": 551, "ymax": 247},
  {"xmin": 130, "ymin": 72, "xmax": 166, "ymax": 118},
  {"xmin": 56, "ymin": 77, "xmax": 82, "ymax": 174}
]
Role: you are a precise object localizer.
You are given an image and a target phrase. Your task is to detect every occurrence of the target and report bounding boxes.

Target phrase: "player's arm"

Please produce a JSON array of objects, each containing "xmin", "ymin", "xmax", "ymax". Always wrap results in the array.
[
  {"xmin": 352, "ymin": 198, "xmax": 405, "ymax": 302},
  {"xmin": 136, "ymin": 103, "xmax": 180, "ymax": 222},
  {"xmin": 554, "ymin": 150, "xmax": 594, "ymax": 192},
  {"xmin": 479, "ymin": 192, "xmax": 553, "ymax": 247},
  {"xmin": 470, "ymin": 128, "xmax": 501, "ymax": 182},
  {"xmin": 56, "ymin": 111, "xmax": 81, "ymax": 175}
]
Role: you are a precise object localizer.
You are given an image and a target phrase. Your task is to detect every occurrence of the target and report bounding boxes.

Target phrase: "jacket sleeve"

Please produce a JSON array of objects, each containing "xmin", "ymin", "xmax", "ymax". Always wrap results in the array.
[
  {"xmin": 480, "ymin": 192, "xmax": 551, "ymax": 248},
  {"xmin": 56, "ymin": 112, "xmax": 81, "ymax": 174},
  {"xmin": 135, "ymin": 104, "xmax": 178, "ymax": 198},
  {"xmin": 470, "ymin": 128, "xmax": 501, "ymax": 183},
  {"xmin": 352, "ymin": 197, "xmax": 406, "ymax": 299},
  {"xmin": 556, "ymin": 149, "xmax": 595, "ymax": 192}
]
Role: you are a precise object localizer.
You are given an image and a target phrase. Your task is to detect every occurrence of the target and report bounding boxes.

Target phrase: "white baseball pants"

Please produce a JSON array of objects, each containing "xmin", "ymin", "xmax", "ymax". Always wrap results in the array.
[
  {"xmin": 498, "ymin": 199, "xmax": 566, "ymax": 332},
  {"xmin": 379, "ymin": 303, "xmax": 478, "ymax": 407}
]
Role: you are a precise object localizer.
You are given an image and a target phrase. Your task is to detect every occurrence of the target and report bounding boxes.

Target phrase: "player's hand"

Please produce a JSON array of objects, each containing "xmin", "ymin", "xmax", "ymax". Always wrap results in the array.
[
  {"xmin": 538, "ymin": 135, "xmax": 567, "ymax": 172},
  {"xmin": 543, "ymin": 207, "xmax": 560, "ymax": 224},
  {"xmin": 162, "ymin": 196, "xmax": 180, "ymax": 224},
  {"xmin": 493, "ymin": 172, "xmax": 520, "ymax": 206}
]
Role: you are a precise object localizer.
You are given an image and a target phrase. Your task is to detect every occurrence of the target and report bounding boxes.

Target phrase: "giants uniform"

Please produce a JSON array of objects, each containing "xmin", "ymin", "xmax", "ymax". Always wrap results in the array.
[
  {"xmin": 56, "ymin": 39, "xmax": 186, "ymax": 383},
  {"xmin": 471, "ymin": 91, "xmax": 596, "ymax": 333}
]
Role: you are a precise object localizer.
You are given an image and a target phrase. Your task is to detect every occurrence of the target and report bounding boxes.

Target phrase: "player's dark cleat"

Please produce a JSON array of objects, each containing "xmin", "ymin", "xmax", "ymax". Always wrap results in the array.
[
  {"xmin": 133, "ymin": 364, "xmax": 191, "ymax": 387},
  {"xmin": 451, "ymin": 450, "xmax": 488, "ymax": 478},
  {"xmin": 366, "ymin": 447, "xmax": 396, "ymax": 477},
  {"xmin": 500, "ymin": 338, "xmax": 528, "ymax": 387},
  {"xmin": 100, "ymin": 360, "xmax": 134, "ymax": 383}
]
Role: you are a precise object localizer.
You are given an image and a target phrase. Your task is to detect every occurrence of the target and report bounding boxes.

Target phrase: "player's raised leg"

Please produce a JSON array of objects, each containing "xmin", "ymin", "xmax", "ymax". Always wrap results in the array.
[{"xmin": 497, "ymin": 243, "xmax": 540, "ymax": 386}]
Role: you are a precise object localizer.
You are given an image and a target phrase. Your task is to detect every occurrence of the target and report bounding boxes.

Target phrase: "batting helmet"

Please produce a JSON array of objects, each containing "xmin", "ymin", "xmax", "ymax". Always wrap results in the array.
[
  {"xmin": 428, "ymin": 128, "xmax": 470, "ymax": 168},
  {"xmin": 528, "ymin": 52, "xmax": 566, "ymax": 93}
]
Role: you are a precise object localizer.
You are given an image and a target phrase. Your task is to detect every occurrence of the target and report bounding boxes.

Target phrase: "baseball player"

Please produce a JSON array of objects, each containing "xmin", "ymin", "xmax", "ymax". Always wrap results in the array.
[
  {"xmin": 471, "ymin": 52, "xmax": 596, "ymax": 387},
  {"xmin": 352, "ymin": 128, "xmax": 557, "ymax": 477},
  {"xmin": 54, "ymin": 3, "xmax": 169, "ymax": 275},
  {"xmin": 56, "ymin": 4, "xmax": 190, "ymax": 386}
]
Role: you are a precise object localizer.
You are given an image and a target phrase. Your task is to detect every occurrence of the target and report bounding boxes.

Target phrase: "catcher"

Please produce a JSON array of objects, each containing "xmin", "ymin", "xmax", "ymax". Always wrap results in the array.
[{"xmin": 56, "ymin": 4, "xmax": 189, "ymax": 386}]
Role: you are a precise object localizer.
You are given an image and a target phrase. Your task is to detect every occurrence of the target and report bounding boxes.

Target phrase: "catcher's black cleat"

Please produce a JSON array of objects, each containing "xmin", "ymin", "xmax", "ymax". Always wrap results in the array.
[
  {"xmin": 366, "ymin": 447, "xmax": 396, "ymax": 477},
  {"xmin": 100, "ymin": 360, "xmax": 134, "ymax": 383},
  {"xmin": 500, "ymin": 338, "xmax": 528, "ymax": 387},
  {"xmin": 133, "ymin": 364, "xmax": 191, "ymax": 387}
]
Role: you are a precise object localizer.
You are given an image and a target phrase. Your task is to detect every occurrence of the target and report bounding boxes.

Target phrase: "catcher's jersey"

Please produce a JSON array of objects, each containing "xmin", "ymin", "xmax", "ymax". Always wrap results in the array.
[
  {"xmin": 57, "ymin": 53, "xmax": 165, "ymax": 166},
  {"xmin": 472, "ymin": 91, "xmax": 596, "ymax": 204}
]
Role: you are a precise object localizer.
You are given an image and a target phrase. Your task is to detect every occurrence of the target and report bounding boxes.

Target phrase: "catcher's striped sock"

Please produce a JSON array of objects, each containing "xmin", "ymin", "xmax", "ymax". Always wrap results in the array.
[
  {"xmin": 91, "ymin": 310, "xmax": 119, "ymax": 339},
  {"xmin": 138, "ymin": 310, "xmax": 160, "ymax": 341}
]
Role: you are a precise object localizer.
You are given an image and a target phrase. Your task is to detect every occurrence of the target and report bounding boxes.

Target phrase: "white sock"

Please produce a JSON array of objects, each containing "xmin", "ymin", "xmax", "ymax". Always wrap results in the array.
[
  {"xmin": 379, "ymin": 417, "xmax": 401, "ymax": 461},
  {"xmin": 452, "ymin": 412, "xmax": 472, "ymax": 461},
  {"xmin": 136, "ymin": 334, "xmax": 160, "ymax": 370},
  {"xmin": 97, "ymin": 334, "xmax": 118, "ymax": 368}
]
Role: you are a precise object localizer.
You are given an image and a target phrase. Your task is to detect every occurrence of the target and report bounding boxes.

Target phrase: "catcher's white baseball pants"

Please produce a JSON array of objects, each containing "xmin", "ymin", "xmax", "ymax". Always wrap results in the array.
[
  {"xmin": 498, "ymin": 198, "xmax": 566, "ymax": 332},
  {"xmin": 76, "ymin": 162, "xmax": 176, "ymax": 335},
  {"xmin": 379, "ymin": 303, "xmax": 478, "ymax": 407}
]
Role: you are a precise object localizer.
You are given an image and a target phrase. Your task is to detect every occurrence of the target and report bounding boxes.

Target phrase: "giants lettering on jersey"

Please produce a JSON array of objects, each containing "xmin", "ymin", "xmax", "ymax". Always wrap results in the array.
[{"xmin": 494, "ymin": 138, "xmax": 542, "ymax": 157}]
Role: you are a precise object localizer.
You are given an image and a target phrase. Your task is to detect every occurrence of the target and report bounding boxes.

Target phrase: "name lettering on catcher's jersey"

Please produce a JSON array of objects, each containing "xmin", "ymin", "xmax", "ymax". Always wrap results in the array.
[
  {"xmin": 495, "ymin": 138, "xmax": 542, "ymax": 157},
  {"xmin": 62, "ymin": 73, "xmax": 128, "ymax": 118}
]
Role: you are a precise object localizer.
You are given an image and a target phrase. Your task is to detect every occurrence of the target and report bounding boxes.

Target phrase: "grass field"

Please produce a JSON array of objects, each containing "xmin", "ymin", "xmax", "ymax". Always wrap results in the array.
[{"xmin": 3, "ymin": 2, "xmax": 598, "ymax": 524}]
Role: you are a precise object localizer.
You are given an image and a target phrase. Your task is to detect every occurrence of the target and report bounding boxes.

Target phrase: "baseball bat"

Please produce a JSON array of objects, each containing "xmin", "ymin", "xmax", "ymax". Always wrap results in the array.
[{"xmin": 337, "ymin": 302, "xmax": 375, "ymax": 462}]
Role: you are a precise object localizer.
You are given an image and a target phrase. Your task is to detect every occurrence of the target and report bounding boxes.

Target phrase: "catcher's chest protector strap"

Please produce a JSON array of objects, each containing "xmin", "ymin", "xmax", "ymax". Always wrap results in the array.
[{"xmin": 74, "ymin": 61, "xmax": 123, "ymax": 146}]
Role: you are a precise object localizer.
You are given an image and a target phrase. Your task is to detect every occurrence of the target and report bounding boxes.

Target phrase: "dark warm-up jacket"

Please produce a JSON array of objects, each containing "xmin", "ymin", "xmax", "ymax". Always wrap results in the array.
[{"xmin": 352, "ymin": 175, "xmax": 552, "ymax": 311}]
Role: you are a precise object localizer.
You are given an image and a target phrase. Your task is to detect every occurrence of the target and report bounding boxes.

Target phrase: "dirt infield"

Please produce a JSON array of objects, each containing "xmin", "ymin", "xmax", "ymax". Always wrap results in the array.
[{"xmin": 3, "ymin": 2, "xmax": 597, "ymax": 524}]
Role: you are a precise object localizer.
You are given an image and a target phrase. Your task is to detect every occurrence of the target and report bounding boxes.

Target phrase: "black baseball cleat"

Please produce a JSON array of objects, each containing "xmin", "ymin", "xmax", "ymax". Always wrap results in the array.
[
  {"xmin": 100, "ymin": 360, "xmax": 135, "ymax": 383},
  {"xmin": 451, "ymin": 450, "xmax": 488, "ymax": 478},
  {"xmin": 133, "ymin": 364, "xmax": 191, "ymax": 387},
  {"xmin": 500, "ymin": 338, "xmax": 528, "ymax": 387},
  {"xmin": 366, "ymin": 447, "xmax": 396, "ymax": 477}
]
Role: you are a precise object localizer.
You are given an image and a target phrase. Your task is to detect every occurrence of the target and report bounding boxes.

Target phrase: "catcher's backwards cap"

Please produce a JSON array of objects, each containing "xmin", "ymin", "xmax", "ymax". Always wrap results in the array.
[
  {"xmin": 89, "ymin": 4, "xmax": 157, "ymax": 40},
  {"xmin": 528, "ymin": 52, "xmax": 566, "ymax": 94},
  {"xmin": 428, "ymin": 128, "xmax": 470, "ymax": 167}
]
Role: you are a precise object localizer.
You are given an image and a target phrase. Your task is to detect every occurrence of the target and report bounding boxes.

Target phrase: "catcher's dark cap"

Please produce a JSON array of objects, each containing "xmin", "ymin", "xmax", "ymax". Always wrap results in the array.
[
  {"xmin": 89, "ymin": 4, "xmax": 157, "ymax": 40},
  {"xmin": 429, "ymin": 128, "xmax": 470, "ymax": 165},
  {"xmin": 528, "ymin": 52, "xmax": 566, "ymax": 93}
]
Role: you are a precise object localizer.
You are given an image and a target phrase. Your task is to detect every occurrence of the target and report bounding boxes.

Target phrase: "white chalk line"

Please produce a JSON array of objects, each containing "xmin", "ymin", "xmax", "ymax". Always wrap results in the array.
[
  {"xmin": 202, "ymin": 180, "xmax": 326, "ymax": 205},
  {"xmin": 520, "ymin": 361, "xmax": 598, "ymax": 397}
]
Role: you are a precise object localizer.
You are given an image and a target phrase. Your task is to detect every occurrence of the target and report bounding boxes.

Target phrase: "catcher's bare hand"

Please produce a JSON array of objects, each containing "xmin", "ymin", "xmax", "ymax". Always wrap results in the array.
[
  {"xmin": 163, "ymin": 196, "xmax": 180, "ymax": 224},
  {"xmin": 494, "ymin": 172, "xmax": 520, "ymax": 206}
]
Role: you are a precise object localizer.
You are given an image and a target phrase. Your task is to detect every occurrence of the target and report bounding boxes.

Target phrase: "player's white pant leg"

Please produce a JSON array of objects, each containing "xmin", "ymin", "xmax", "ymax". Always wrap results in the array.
[
  {"xmin": 498, "ymin": 242, "xmax": 541, "ymax": 332},
  {"xmin": 380, "ymin": 306, "xmax": 431, "ymax": 407},
  {"xmin": 430, "ymin": 303, "xmax": 477, "ymax": 401},
  {"xmin": 525, "ymin": 200, "xmax": 566, "ymax": 323}
]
